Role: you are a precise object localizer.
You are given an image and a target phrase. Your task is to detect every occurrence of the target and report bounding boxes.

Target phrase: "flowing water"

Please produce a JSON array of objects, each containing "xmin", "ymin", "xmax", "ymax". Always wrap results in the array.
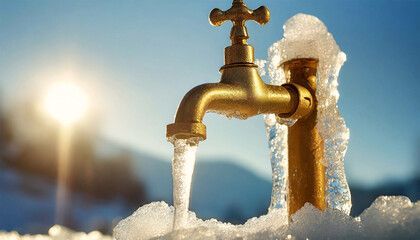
[{"xmin": 171, "ymin": 139, "xmax": 198, "ymax": 229}]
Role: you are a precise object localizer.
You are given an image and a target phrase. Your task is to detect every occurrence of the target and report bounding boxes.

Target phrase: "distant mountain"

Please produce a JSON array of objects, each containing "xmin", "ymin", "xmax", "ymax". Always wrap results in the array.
[{"xmin": 0, "ymin": 165, "xmax": 130, "ymax": 234}]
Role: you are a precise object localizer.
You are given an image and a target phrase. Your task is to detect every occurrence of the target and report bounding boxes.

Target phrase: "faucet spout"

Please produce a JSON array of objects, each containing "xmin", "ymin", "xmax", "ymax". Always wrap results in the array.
[
  {"xmin": 167, "ymin": 82, "xmax": 244, "ymax": 141},
  {"xmin": 166, "ymin": 66, "xmax": 313, "ymax": 143}
]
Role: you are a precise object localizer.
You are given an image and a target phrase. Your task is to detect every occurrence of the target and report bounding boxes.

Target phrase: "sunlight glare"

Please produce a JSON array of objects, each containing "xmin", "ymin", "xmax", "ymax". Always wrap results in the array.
[{"xmin": 44, "ymin": 82, "xmax": 89, "ymax": 125}]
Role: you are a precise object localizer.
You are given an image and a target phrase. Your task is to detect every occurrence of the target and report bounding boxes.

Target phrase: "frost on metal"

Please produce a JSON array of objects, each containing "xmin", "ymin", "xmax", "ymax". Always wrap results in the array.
[{"xmin": 265, "ymin": 13, "xmax": 352, "ymax": 214}]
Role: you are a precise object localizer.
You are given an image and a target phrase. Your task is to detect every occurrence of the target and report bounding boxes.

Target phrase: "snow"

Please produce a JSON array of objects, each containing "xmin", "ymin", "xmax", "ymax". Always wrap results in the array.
[
  {"xmin": 112, "ymin": 196, "xmax": 419, "ymax": 240},
  {"xmin": 3, "ymin": 196, "xmax": 418, "ymax": 239}
]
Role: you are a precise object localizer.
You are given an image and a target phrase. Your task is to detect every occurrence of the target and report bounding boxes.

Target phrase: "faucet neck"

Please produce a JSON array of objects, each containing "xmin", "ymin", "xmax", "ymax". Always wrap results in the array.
[{"xmin": 224, "ymin": 44, "xmax": 255, "ymax": 66}]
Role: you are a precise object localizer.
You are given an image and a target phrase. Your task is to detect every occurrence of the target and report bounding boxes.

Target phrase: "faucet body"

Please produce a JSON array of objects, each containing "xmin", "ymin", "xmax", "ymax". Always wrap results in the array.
[
  {"xmin": 167, "ymin": 0, "xmax": 326, "ymax": 216},
  {"xmin": 167, "ymin": 63, "xmax": 305, "ymax": 141},
  {"xmin": 167, "ymin": 0, "xmax": 312, "ymax": 142}
]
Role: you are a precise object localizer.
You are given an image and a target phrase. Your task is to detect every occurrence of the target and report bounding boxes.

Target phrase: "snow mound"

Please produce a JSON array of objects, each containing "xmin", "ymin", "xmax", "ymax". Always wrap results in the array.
[{"xmin": 113, "ymin": 196, "xmax": 419, "ymax": 240}]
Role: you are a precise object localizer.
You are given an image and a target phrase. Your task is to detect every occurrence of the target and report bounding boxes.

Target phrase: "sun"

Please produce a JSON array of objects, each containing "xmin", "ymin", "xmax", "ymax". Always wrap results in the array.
[{"xmin": 44, "ymin": 82, "xmax": 89, "ymax": 125}]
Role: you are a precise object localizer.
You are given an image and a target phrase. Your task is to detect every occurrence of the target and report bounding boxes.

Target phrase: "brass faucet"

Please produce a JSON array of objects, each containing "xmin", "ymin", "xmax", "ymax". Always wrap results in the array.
[{"xmin": 167, "ymin": 0, "xmax": 326, "ymax": 216}]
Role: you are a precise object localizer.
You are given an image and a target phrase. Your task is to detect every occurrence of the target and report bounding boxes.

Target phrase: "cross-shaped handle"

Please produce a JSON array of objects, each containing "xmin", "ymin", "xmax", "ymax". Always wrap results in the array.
[{"xmin": 209, "ymin": 0, "xmax": 270, "ymax": 44}]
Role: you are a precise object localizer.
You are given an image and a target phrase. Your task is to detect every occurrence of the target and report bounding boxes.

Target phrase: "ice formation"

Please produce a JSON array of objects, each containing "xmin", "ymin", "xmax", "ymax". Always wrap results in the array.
[
  {"xmin": 264, "ymin": 114, "xmax": 289, "ymax": 210},
  {"xmin": 256, "ymin": 60, "xmax": 289, "ymax": 211},
  {"xmin": 0, "ymin": 225, "xmax": 112, "ymax": 240},
  {"xmin": 171, "ymin": 139, "xmax": 198, "ymax": 229},
  {"xmin": 263, "ymin": 13, "xmax": 352, "ymax": 214}
]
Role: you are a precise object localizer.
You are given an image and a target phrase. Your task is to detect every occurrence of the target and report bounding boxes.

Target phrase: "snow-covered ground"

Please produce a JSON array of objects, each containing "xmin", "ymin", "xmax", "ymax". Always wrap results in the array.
[
  {"xmin": 112, "ymin": 196, "xmax": 419, "ymax": 240},
  {"xmin": 2, "ymin": 196, "xmax": 418, "ymax": 240}
]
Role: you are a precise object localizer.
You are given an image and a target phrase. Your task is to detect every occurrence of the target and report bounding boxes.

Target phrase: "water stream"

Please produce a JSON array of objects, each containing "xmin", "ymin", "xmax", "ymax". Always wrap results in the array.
[{"xmin": 171, "ymin": 139, "xmax": 198, "ymax": 229}]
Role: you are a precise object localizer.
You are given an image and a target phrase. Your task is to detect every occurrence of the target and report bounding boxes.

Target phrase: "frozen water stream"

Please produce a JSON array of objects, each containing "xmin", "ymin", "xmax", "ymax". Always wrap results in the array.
[{"xmin": 171, "ymin": 139, "xmax": 198, "ymax": 229}]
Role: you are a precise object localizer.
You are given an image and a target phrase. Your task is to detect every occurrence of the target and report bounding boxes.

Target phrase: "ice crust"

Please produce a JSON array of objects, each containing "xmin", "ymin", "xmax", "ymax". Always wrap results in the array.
[
  {"xmin": 263, "ymin": 13, "xmax": 352, "ymax": 214},
  {"xmin": 112, "ymin": 196, "xmax": 419, "ymax": 240}
]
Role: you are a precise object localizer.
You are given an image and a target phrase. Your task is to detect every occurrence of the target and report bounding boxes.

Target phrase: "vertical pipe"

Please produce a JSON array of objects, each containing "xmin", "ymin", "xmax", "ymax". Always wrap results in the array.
[{"xmin": 282, "ymin": 58, "xmax": 326, "ymax": 216}]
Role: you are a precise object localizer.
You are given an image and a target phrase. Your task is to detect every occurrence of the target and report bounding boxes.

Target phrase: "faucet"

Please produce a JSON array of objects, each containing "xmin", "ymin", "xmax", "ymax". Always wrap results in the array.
[{"xmin": 167, "ymin": 0, "xmax": 326, "ymax": 216}]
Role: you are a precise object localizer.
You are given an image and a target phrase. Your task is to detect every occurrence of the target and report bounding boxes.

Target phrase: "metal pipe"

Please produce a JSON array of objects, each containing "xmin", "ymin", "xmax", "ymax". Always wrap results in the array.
[{"xmin": 282, "ymin": 58, "xmax": 327, "ymax": 215}]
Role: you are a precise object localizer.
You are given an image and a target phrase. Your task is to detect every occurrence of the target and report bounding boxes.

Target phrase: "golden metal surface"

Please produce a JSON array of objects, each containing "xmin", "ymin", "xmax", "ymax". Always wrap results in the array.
[
  {"xmin": 209, "ymin": 0, "xmax": 270, "ymax": 45},
  {"xmin": 282, "ymin": 58, "xmax": 327, "ymax": 216},
  {"xmin": 166, "ymin": 0, "xmax": 313, "ymax": 145},
  {"xmin": 167, "ymin": 0, "xmax": 309, "ymax": 143},
  {"xmin": 166, "ymin": 66, "xmax": 299, "ymax": 142}
]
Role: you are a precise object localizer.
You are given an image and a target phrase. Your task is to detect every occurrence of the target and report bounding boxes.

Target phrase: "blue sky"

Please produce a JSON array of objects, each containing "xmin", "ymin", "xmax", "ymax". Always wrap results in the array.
[{"xmin": 0, "ymin": 0, "xmax": 419, "ymax": 186}]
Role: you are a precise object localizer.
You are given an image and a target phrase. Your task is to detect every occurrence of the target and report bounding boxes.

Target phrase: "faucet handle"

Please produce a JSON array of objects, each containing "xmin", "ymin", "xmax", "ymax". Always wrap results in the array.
[{"xmin": 209, "ymin": 0, "xmax": 270, "ymax": 44}]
